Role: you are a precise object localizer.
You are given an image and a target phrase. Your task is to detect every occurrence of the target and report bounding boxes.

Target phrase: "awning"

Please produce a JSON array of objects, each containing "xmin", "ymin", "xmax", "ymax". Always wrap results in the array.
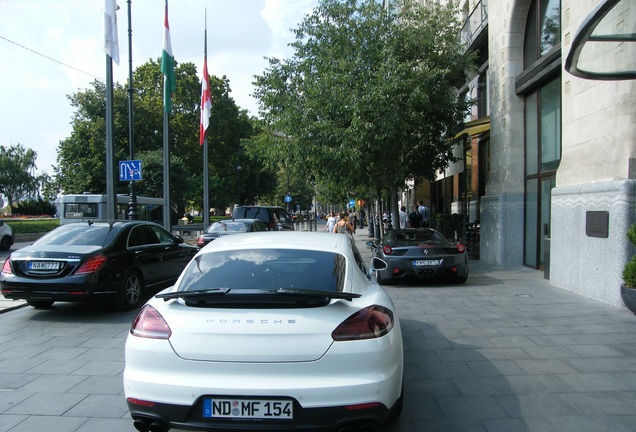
[
  {"xmin": 565, "ymin": 0, "xmax": 636, "ymax": 80},
  {"xmin": 453, "ymin": 116, "xmax": 490, "ymax": 139}
]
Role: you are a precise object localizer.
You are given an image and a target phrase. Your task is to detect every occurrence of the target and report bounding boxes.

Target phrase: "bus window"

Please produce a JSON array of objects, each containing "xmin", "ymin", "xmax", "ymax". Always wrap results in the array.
[{"xmin": 64, "ymin": 202, "xmax": 99, "ymax": 220}]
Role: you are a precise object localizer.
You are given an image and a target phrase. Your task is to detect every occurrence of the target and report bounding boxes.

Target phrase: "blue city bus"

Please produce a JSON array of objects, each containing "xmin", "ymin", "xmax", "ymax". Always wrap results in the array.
[{"xmin": 58, "ymin": 194, "xmax": 165, "ymax": 225}]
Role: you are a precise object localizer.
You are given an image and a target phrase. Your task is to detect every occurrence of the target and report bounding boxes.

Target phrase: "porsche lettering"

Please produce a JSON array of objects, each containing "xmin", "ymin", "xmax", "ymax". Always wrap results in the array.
[{"xmin": 205, "ymin": 319, "xmax": 297, "ymax": 325}]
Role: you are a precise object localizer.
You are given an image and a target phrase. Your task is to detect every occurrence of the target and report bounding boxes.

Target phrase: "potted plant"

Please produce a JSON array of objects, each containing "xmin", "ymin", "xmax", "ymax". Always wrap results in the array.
[{"xmin": 620, "ymin": 223, "xmax": 636, "ymax": 314}]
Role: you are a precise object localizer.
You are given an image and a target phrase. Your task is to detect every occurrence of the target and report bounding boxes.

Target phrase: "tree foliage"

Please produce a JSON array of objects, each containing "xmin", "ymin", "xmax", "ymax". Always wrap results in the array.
[
  {"xmin": 0, "ymin": 143, "xmax": 38, "ymax": 209},
  {"xmin": 53, "ymin": 58, "xmax": 269, "ymax": 215},
  {"xmin": 251, "ymin": 0, "xmax": 475, "ymax": 208}
]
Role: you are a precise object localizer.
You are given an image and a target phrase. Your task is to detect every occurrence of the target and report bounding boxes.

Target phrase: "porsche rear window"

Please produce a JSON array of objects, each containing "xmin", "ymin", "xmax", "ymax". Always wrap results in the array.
[{"xmin": 179, "ymin": 249, "xmax": 346, "ymax": 292}]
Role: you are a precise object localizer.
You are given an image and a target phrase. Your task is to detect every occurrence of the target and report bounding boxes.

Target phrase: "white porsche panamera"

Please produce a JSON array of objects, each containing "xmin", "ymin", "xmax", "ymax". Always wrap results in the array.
[{"xmin": 124, "ymin": 231, "xmax": 404, "ymax": 432}]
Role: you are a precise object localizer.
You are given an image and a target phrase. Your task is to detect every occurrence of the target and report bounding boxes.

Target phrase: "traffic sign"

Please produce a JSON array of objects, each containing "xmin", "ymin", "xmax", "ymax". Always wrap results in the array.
[
  {"xmin": 119, "ymin": 160, "xmax": 142, "ymax": 181},
  {"xmin": 285, "ymin": 195, "xmax": 292, "ymax": 203},
  {"xmin": 348, "ymin": 199, "xmax": 355, "ymax": 208}
]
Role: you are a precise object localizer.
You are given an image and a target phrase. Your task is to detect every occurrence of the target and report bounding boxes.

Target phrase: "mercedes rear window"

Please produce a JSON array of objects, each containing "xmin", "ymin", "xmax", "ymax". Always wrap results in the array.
[{"xmin": 34, "ymin": 224, "xmax": 112, "ymax": 247}]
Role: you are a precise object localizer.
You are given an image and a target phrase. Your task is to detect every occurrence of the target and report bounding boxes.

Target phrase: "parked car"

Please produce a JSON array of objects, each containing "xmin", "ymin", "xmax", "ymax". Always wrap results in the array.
[
  {"xmin": 0, "ymin": 221, "xmax": 198, "ymax": 310},
  {"xmin": 231, "ymin": 205, "xmax": 294, "ymax": 231},
  {"xmin": 124, "ymin": 231, "xmax": 404, "ymax": 432},
  {"xmin": 0, "ymin": 220, "xmax": 14, "ymax": 251},
  {"xmin": 367, "ymin": 228, "xmax": 468, "ymax": 284},
  {"xmin": 196, "ymin": 218, "xmax": 268, "ymax": 248}
]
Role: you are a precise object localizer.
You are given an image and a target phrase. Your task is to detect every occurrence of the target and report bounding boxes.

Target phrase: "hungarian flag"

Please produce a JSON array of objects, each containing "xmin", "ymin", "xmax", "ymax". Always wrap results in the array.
[
  {"xmin": 103, "ymin": 0, "xmax": 119, "ymax": 65},
  {"xmin": 200, "ymin": 55, "xmax": 212, "ymax": 145},
  {"xmin": 161, "ymin": 1, "xmax": 176, "ymax": 112}
]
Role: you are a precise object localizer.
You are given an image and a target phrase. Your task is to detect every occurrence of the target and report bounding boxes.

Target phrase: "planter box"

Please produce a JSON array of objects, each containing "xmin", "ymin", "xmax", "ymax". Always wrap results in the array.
[{"xmin": 620, "ymin": 284, "xmax": 636, "ymax": 314}]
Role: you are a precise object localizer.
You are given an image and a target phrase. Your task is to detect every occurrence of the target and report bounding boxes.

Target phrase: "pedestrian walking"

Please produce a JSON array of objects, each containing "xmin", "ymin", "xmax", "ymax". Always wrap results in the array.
[
  {"xmin": 418, "ymin": 200, "xmax": 430, "ymax": 227},
  {"xmin": 325, "ymin": 211, "xmax": 337, "ymax": 233},
  {"xmin": 399, "ymin": 206, "xmax": 407, "ymax": 229},
  {"xmin": 408, "ymin": 204, "xmax": 423, "ymax": 228},
  {"xmin": 333, "ymin": 212, "xmax": 354, "ymax": 234}
]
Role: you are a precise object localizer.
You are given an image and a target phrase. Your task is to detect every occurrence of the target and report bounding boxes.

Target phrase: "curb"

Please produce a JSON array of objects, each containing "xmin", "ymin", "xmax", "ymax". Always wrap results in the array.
[
  {"xmin": 14, "ymin": 233, "xmax": 45, "ymax": 242},
  {"xmin": 0, "ymin": 302, "xmax": 27, "ymax": 314}
]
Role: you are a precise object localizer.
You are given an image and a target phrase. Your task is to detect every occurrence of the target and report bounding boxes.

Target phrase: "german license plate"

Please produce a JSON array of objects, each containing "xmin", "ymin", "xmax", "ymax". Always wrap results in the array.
[
  {"xmin": 28, "ymin": 261, "xmax": 60, "ymax": 270},
  {"xmin": 413, "ymin": 259, "xmax": 442, "ymax": 267},
  {"xmin": 203, "ymin": 398, "xmax": 293, "ymax": 420}
]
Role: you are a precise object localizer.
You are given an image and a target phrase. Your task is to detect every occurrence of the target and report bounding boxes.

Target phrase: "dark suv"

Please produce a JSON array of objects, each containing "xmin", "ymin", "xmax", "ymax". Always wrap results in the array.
[{"xmin": 231, "ymin": 206, "xmax": 294, "ymax": 231}]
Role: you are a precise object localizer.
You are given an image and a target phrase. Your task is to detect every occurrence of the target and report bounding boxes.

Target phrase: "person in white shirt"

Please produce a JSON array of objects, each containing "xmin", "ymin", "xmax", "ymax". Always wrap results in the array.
[
  {"xmin": 399, "ymin": 206, "xmax": 407, "ymax": 229},
  {"xmin": 325, "ymin": 211, "xmax": 337, "ymax": 233}
]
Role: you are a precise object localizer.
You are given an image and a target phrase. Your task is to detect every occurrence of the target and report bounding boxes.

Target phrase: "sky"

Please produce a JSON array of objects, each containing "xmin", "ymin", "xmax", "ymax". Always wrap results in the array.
[{"xmin": 0, "ymin": 0, "xmax": 319, "ymax": 176}]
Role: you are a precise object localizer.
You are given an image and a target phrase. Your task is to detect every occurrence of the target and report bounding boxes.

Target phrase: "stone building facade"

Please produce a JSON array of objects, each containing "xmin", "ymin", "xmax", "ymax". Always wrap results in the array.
[{"xmin": 430, "ymin": 0, "xmax": 635, "ymax": 307}]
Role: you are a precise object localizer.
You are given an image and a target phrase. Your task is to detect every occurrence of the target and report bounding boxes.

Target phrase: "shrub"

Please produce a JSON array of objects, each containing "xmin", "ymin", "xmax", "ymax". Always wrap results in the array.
[
  {"xmin": 623, "ymin": 224, "xmax": 636, "ymax": 288},
  {"xmin": 12, "ymin": 198, "xmax": 57, "ymax": 217}
]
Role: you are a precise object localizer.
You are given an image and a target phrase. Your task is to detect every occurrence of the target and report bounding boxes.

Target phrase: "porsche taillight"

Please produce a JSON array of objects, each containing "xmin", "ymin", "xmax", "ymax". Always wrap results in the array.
[
  {"xmin": 75, "ymin": 255, "xmax": 107, "ymax": 275},
  {"xmin": 130, "ymin": 305, "xmax": 172, "ymax": 339},
  {"xmin": 1, "ymin": 259, "xmax": 13, "ymax": 275},
  {"xmin": 332, "ymin": 305, "xmax": 394, "ymax": 341}
]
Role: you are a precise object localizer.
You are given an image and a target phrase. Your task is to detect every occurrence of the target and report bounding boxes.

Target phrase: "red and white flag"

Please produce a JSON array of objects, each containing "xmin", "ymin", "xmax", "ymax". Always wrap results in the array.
[{"xmin": 200, "ymin": 55, "xmax": 212, "ymax": 145}]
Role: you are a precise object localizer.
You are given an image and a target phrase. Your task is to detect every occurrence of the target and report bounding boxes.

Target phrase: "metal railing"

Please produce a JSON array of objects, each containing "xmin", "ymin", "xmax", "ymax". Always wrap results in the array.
[{"xmin": 461, "ymin": 0, "xmax": 488, "ymax": 47}]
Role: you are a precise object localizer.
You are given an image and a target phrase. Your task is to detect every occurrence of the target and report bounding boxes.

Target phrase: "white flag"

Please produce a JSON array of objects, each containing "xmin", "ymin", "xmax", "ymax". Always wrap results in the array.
[{"xmin": 103, "ymin": 0, "xmax": 119, "ymax": 65}]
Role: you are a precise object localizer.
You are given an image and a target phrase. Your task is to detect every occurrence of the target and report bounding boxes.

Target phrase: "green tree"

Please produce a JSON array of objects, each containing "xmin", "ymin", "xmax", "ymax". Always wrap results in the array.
[
  {"xmin": 251, "ymin": 0, "xmax": 475, "ymax": 219},
  {"xmin": 0, "ymin": 143, "xmax": 38, "ymax": 210},
  {"xmin": 54, "ymin": 59, "xmax": 268, "ymax": 216}
]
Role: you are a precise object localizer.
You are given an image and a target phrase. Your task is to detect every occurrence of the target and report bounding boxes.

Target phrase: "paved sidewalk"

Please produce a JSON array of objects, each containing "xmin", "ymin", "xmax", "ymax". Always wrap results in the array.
[{"xmin": 1, "ymin": 230, "xmax": 636, "ymax": 431}]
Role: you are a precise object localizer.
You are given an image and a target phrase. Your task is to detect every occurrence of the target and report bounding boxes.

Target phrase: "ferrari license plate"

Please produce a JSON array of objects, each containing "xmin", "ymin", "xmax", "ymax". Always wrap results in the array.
[
  {"xmin": 413, "ymin": 259, "xmax": 442, "ymax": 267},
  {"xmin": 203, "ymin": 398, "xmax": 293, "ymax": 420},
  {"xmin": 28, "ymin": 261, "xmax": 60, "ymax": 270}
]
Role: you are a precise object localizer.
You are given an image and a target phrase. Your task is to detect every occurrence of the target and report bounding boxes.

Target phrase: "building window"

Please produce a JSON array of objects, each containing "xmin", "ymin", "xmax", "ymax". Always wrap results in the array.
[
  {"xmin": 521, "ymin": 0, "xmax": 562, "ymax": 270},
  {"xmin": 524, "ymin": 0, "xmax": 561, "ymax": 67}
]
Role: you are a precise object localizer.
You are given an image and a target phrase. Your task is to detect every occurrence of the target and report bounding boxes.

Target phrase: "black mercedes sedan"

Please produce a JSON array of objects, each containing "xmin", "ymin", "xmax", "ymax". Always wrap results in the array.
[
  {"xmin": 367, "ymin": 228, "xmax": 468, "ymax": 285},
  {"xmin": 0, "ymin": 221, "xmax": 198, "ymax": 310}
]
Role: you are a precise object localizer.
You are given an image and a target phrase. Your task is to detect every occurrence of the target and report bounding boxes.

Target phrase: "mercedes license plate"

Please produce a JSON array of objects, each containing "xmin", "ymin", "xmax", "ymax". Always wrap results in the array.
[
  {"xmin": 28, "ymin": 261, "xmax": 60, "ymax": 270},
  {"xmin": 203, "ymin": 398, "xmax": 293, "ymax": 420},
  {"xmin": 413, "ymin": 259, "xmax": 442, "ymax": 267}
]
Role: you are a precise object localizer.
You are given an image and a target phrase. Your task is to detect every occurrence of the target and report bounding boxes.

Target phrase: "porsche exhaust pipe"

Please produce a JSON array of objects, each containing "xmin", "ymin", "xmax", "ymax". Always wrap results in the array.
[
  {"xmin": 132, "ymin": 417, "xmax": 170, "ymax": 432},
  {"xmin": 133, "ymin": 418, "xmax": 150, "ymax": 432}
]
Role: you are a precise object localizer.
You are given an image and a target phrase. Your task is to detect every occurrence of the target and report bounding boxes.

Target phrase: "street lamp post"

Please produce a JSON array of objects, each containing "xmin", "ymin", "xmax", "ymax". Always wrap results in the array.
[{"xmin": 126, "ymin": 0, "xmax": 138, "ymax": 220}]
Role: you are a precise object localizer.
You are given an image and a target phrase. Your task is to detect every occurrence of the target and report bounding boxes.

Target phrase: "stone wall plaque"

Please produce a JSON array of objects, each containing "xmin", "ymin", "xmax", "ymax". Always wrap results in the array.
[{"xmin": 585, "ymin": 211, "xmax": 609, "ymax": 238}]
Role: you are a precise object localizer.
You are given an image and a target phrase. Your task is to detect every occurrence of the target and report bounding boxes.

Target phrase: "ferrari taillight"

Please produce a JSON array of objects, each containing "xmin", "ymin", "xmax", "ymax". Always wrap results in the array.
[
  {"xmin": 457, "ymin": 243, "xmax": 466, "ymax": 253},
  {"xmin": 332, "ymin": 305, "xmax": 394, "ymax": 341},
  {"xmin": 130, "ymin": 305, "xmax": 172, "ymax": 339},
  {"xmin": 75, "ymin": 255, "xmax": 107, "ymax": 275},
  {"xmin": 196, "ymin": 236, "xmax": 205, "ymax": 247},
  {"xmin": 1, "ymin": 259, "xmax": 13, "ymax": 275},
  {"xmin": 382, "ymin": 245, "xmax": 393, "ymax": 255}
]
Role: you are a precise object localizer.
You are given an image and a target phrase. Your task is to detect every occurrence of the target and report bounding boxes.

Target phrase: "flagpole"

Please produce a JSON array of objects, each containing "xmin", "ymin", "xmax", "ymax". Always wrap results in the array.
[
  {"xmin": 126, "ymin": 0, "xmax": 139, "ymax": 220},
  {"xmin": 162, "ymin": 0, "xmax": 172, "ymax": 231},
  {"xmin": 105, "ymin": 56, "xmax": 116, "ymax": 221},
  {"xmin": 202, "ymin": 9, "xmax": 210, "ymax": 230},
  {"xmin": 103, "ymin": 0, "xmax": 119, "ymax": 221}
]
